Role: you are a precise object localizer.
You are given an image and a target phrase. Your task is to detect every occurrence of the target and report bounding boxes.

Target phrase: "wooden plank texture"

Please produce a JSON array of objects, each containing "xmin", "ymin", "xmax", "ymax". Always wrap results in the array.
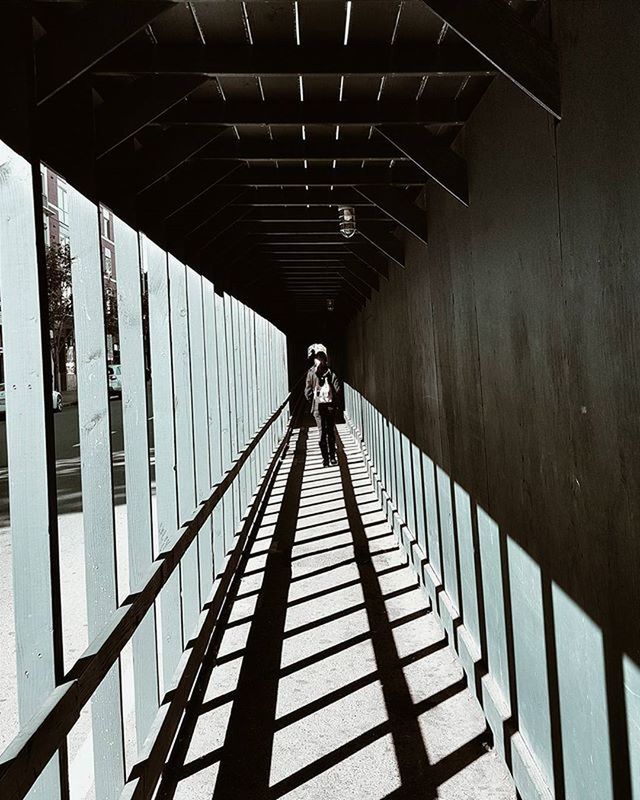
[
  {"xmin": 0, "ymin": 394, "xmax": 292, "ymax": 800},
  {"xmin": 0, "ymin": 141, "xmax": 64, "ymax": 800},
  {"xmin": 202, "ymin": 280, "xmax": 225, "ymax": 575},
  {"xmin": 68, "ymin": 185, "xmax": 125, "ymax": 800},
  {"xmin": 144, "ymin": 236, "xmax": 182, "ymax": 691},
  {"xmin": 168, "ymin": 255, "xmax": 200, "ymax": 641},
  {"xmin": 113, "ymin": 216, "xmax": 159, "ymax": 748},
  {"xmin": 187, "ymin": 267, "xmax": 214, "ymax": 601}
]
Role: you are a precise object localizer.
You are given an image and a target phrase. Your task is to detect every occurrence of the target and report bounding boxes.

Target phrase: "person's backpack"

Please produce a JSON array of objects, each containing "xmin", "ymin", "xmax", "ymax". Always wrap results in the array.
[{"xmin": 316, "ymin": 372, "xmax": 333, "ymax": 404}]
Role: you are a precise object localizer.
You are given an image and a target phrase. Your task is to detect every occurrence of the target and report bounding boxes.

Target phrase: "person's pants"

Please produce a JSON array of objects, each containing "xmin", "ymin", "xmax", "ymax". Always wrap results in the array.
[{"xmin": 313, "ymin": 404, "xmax": 336, "ymax": 462}]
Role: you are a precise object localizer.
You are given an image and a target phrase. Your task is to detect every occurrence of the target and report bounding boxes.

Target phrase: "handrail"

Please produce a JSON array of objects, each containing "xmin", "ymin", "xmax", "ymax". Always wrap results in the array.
[
  {"xmin": 122, "ymin": 389, "xmax": 307, "ymax": 800},
  {"xmin": 0, "ymin": 391, "xmax": 294, "ymax": 800}
]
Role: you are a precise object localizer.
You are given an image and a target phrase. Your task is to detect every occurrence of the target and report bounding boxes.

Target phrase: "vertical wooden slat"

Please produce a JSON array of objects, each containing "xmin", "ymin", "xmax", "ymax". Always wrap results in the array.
[
  {"xmin": 113, "ymin": 217, "xmax": 159, "ymax": 748},
  {"xmin": 232, "ymin": 299, "xmax": 246, "ymax": 516},
  {"xmin": 187, "ymin": 267, "xmax": 213, "ymax": 601},
  {"xmin": 144, "ymin": 236, "xmax": 182, "ymax": 692},
  {"xmin": 203, "ymin": 281, "xmax": 224, "ymax": 574},
  {"xmin": 0, "ymin": 141, "xmax": 65, "ymax": 800},
  {"xmin": 168, "ymin": 255, "xmax": 200, "ymax": 641},
  {"xmin": 68, "ymin": 185, "xmax": 125, "ymax": 800},
  {"xmin": 252, "ymin": 313, "xmax": 261, "ymax": 479},
  {"xmin": 215, "ymin": 292, "xmax": 233, "ymax": 555},
  {"xmin": 224, "ymin": 294, "xmax": 240, "ymax": 541},
  {"xmin": 241, "ymin": 303, "xmax": 251, "ymax": 511}
]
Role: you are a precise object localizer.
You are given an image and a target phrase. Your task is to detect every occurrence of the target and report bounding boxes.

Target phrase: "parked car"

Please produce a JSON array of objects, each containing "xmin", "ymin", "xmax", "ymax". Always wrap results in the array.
[
  {"xmin": 0, "ymin": 385, "xmax": 63, "ymax": 413},
  {"xmin": 107, "ymin": 364, "xmax": 122, "ymax": 395}
]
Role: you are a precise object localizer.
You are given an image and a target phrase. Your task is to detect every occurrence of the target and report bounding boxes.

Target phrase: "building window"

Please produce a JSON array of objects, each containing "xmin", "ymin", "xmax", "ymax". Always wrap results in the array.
[
  {"xmin": 101, "ymin": 207, "xmax": 113, "ymax": 241},
  {"xmin": 57, "ymin": 182, "xmax": 69, "ymax": 226},
  {"xmin": 103, "ymin": 247, "xmax": 113, "ymax": 276}
]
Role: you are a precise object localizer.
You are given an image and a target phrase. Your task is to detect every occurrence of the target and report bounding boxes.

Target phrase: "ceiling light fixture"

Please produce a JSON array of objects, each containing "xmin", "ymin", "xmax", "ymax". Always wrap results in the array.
[{"xmin": 338, "ymin": 205, "xmax": 356, "ymax": 238}]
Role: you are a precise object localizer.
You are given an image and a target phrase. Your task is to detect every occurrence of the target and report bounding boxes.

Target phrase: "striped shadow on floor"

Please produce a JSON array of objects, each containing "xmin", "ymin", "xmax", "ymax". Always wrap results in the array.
[{"xmin": 156, "ymin": 422, "xmax": 516, "ymax": 800}]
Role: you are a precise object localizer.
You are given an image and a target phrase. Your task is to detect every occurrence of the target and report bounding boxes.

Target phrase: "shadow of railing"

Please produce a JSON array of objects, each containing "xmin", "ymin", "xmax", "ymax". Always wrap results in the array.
[
  {"xmin": 343, "ymin": 383, "xmax": 639, "ymax": 800},
  {"xmin": 155, "ymin": 421, "xmax": 508, "ymax": 800}
]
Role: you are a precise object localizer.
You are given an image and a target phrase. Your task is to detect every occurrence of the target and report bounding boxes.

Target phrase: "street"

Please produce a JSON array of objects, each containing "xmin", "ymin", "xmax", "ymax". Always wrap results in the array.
[{"xmin": 0, "ymin": 395, "xmax": 127, "ymax": 526}]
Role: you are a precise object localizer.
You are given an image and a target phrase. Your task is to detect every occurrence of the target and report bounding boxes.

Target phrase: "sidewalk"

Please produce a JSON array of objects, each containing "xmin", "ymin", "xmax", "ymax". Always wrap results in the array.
[{"xmin": 61, "ymin": 389, "xmax": 78, "ymax": 408}]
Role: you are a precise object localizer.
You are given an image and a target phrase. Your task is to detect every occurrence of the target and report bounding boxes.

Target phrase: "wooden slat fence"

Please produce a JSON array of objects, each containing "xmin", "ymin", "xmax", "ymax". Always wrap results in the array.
[{"xmin": 0, "ymin": 139, "xmax": 290, "ymax": 800}]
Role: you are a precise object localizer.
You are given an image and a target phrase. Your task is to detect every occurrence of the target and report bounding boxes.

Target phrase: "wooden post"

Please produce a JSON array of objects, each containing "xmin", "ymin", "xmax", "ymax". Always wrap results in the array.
[
  {"xmin": 68, "ymin": 185, "xmax": 125, "ymax": 799},
  {"xmin": 113, "ymin": 216, "xmax": 159, "ymax": 748},
  {"xmin": 187, "ymin": 267, "xmax": 213, "ymax": 602},
  {"xmin": 223, "ymin": 294, "xmax": 239, "ymax": 547},
  {"xmin": 168, "ymin": 256, "xmax": 199, "ymax": 641},
  {"xmin": 215, "ymin": 292, "xmax": 233, "ymax": 556},
  {"xmin": 202, "ymin": 280, "xmax": 224, "ymax": 575},
  {"xmin": 143, "ymin": 236, "xmax": 182, "ymax": 692},
  {"xmin": 0, "ymin": 140, "xmax": 67, "ymax": 800},
  {"xmin": 0, "ymin": 8, "xmax": 69, "ymax": 796}
]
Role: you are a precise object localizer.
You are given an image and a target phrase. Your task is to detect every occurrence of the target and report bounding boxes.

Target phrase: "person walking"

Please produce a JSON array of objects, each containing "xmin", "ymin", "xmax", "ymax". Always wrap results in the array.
[{"xmin": 305, "ymin": 350, "xmax": 341, "ymax": 467}]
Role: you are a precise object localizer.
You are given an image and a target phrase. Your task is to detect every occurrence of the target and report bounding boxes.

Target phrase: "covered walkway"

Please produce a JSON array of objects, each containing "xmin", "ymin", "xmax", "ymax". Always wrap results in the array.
[
  {"xmin": 0, "ymin": 4, "xmax": 639, "ymax": 800},
  {"xmin": 158, "ymin": 422, "xmax": 514, "ymax": 800}
]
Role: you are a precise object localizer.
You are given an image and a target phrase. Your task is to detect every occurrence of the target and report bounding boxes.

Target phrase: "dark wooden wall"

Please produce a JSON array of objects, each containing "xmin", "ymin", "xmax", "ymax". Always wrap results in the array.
[{"xmin": 344, "ymin": 2, "xmax": 640, "ymax": 797}]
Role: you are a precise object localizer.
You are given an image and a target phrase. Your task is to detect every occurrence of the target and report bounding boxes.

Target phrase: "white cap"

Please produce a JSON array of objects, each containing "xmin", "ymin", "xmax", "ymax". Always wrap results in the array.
[{"xmin": 307, "ymin": 342, "xmax": 327, "ymax": 359}]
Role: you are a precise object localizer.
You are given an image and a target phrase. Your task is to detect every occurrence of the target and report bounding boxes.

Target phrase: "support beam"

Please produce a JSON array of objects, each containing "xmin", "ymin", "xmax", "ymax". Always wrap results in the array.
[
  {"xmin": 356, "ymin": 186, "xmax": 428, "ymax": 246},
  {"xmin": 36, "ymin": 3, "xmax": 172, "ymax": 104},
  {"xmin": 241, "ymin": 208, "xmax": 390, "ymax": 223},
  {"xmin": 276, "ymin": 265, "xmax": 377, "ymax": 295},
  {"xmin": 236, "ymin": 221, "xmax": 395, "ymax": 235},
  {"xmin": 140, "ymin": 162, "xmax": 241, "ymax": 222},
  {"xmin": 376, "ymin": 125, "xmax": 468, "ymax": 206},
  {"xmin": 357, "ymin": 225, "xmax": 404, "ymax": 269},
  {"xmin": 269, "ymin": 262, "xmax": 379, "ymax": 293},
  {"xmin": 136, "ymin": 128, "xmax": 227, "ymax": 193},
  {"xmin": 186, "ymin": 203, "xmax": 253, "ymax": 252},
  {"xmin": 233, "ymin": 188, "xmax": 375, "ymax": 206},
  {"xmin": 166, "ymin": 185, "xmax": 247, "ymax": 233},
  {"xmin": 156, "ymin": 100, "xmax": 465, "ymax": 127},
  {"xmin": 220, "ymin": 165, "xmax": 426, "ymax": 187},
  {"xmin": 198, "ymin": 139, "xmax": 400, "ymax": 162},
  {"xmin": 285, "ymin": 244, "xmax": 391, "ymax": 280},
  {"xmin": 420, "ymin": 0, "xmax": 560, "ymax": 118},
  {"xmin": 96, "ymin": 76, "xmax": 207, "ymax": 158},
  {"xmin": 348, "ymin": 240, "xmax": 390, "ymax": 277},
  {"xmin": 94, "ymin": 44, "xmax": 495, "ymax": 79}
]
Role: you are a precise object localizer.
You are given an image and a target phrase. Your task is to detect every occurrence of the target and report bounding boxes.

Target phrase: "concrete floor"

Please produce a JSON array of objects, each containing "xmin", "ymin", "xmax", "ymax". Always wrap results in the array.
[{"xmin": 157, "ymin": 422, "xmax": 516, "ymax": 800}]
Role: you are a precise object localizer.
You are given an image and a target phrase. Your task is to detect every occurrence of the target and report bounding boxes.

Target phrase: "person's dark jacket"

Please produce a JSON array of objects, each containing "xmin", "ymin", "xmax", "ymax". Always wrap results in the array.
[{"xmin": 305, "ymin": 366, "xmax": 341, "ymax": 414}]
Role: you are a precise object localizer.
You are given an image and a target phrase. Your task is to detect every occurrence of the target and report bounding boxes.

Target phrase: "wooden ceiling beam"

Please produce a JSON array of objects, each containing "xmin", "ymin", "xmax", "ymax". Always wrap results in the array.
[
  {"xmin": 156, "ymin": 100, "xmax": 465, "ymax": 127},
  {"xmin": 184, "ymin": 202, "xmax": 253, "ymax": 252},
  {"xmin": 420, "ymin": 0, "xmax": 560, "ymax": 118},
  {"xmin": 241, "ymin": 208, "xmax": 390, "ymax": 223},
  {"xmin": 267, "ymin": 261, "xmax": 379, "ymax": 293},
  {"xmin": 94, "ymin": 44, "xmax": 495, "ymax": 79},
  {"xmin": 235, "ymin": 221, "xmax": 394, "ymax": 235},
  {"xmin": 197, "ymin": 139, "xmax": 400, "ymax": 162},
  {"xmin": 36, "ymin": 2, "xmax": 172, "ymax": 104},
  {"xmin": 136, "ymin": 127, "xmax": 227, "ymax": 193},
  {"xmin": 356, "ymin": 186, "xmax": 428, "ymax": 246},
  {"xmin": 375, "ymin": 125, "xmax": 468, "ymax": 206},
  {"xmin": 231, "ymin": 188, "xmax": 375, "ymax": 206},
  {"xmin": 139, "ymin": 162, "xmax": 241, "ymax": 222},
  {"xmin": 220, "ymin": 165, "xmax": 426, "ymax": 187},
  {"xmin": 96, "ymin": 76, "xmax": 208, "ymax": 158},
  {"xmin": 357, "ymin": 225, "xmax": 404, "ymax": 269}
]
